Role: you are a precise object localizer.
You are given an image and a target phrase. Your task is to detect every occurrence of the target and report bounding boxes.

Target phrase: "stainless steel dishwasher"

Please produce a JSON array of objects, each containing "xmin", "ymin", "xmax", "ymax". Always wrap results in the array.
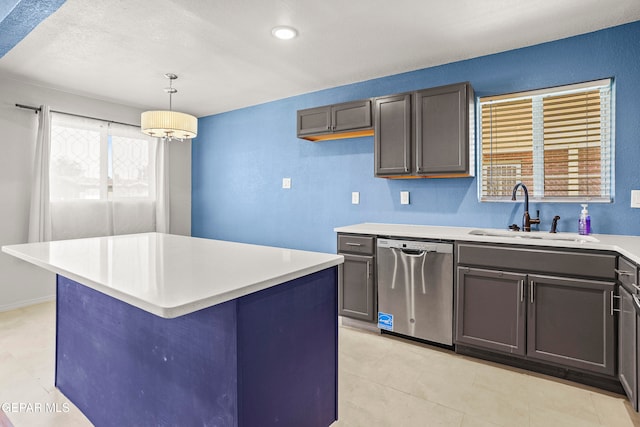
[{"xmin": 376, "ymin": 238, "xmax": 453, "ymax": 345}]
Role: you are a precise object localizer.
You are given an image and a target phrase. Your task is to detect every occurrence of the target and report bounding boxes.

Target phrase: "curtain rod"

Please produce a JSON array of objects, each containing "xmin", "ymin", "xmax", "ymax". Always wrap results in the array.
[{"xmin": 15, "ymin": 103, "xmax": 140, "ymax": 128}]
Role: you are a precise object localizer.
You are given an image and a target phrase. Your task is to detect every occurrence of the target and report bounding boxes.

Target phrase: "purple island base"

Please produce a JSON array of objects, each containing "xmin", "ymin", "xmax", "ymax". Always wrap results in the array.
[{"xmin": 55, "ymin": 267, "xmax": 338, "ymax": 427}]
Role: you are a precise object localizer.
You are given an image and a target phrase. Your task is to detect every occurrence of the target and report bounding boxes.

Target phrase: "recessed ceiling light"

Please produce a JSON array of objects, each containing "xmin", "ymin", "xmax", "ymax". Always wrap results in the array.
[{"xmin": 271, "ymin": 26, "xmax": 298, "ymax": 40}]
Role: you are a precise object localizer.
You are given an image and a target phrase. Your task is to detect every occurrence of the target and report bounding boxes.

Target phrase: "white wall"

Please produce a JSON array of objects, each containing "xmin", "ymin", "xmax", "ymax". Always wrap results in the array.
[
  {"xmin": 169, "ymin": 141, "xmax": 191, "ymax": 236},
  {"xmin": 0, "ymin": 74, "xmax": 191, "ymax": 311}
]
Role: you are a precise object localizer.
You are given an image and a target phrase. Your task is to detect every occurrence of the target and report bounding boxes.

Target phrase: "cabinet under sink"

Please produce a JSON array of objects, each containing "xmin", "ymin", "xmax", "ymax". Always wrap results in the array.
[{"xmin": 456, "ymin": 242, "xmax": 617, "ymax": 379}]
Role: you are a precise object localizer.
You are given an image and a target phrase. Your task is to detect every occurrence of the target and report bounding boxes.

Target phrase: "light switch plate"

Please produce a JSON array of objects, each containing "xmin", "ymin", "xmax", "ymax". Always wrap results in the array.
[
  {"xmin": 400, "ymin": 191, "xmax": 410, "ymax": 205},
  {"xmin": 631, "ymin": 190, "xmax": 640, "ymax": 208},
  {"xmin": 351, "ymin": 192, "xmax": 360, "ymax": 205},
  {"xmin": 282, "ymin": 178, "xmax": 291, "ymax": 189}
]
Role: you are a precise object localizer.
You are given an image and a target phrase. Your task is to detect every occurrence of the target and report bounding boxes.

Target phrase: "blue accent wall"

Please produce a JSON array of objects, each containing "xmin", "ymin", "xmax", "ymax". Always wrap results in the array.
[
  {"xmin": 0, "ymin": 0, "xmax": 66, "ymax": 59},
  {"xmin": 193, "ymin": 21, "xmax": 640, "ymax": 253}
]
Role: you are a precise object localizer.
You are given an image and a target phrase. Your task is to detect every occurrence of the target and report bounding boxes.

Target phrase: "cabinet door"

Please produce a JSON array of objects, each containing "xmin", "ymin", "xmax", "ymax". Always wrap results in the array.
[
  {"xmin": 374, "ymin": 94, "xmax": 412, "ymax": 176},
  {"xmin": 455, "ymin": 267, "xmax": 526, "ymax": 355},
  {"xmin": 415, "ymin": 83, "xmax": 470, "ymax": 175},
  {"xmin": 332, "ymin": 100, "xmax": 372, "ymax": 132},
  {"xmin": 297, "ymin": 106, "xmax": 331, "ymax": 136},
  {"xmin": 338, "ymin": 254, "xmax": 375, "ymax": 322},
  {"xmin": 527, "ymin": 275, "xmax": 615, "ymax": 376},
  {"xmin": 619, "ymin": 285, "xmax": 637, "ymax": 409}
]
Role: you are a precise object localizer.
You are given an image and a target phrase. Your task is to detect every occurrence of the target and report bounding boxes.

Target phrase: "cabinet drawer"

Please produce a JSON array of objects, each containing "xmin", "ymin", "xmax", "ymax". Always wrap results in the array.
[
  {"xmin": 338, "ymin": 234, "xmax": 375, "ymax": 255},
  {"xmin": 457, "ymin": 243, "xmax": 615, "ymax": 280},
  {"xmin": 617, "ymin": 257, "xmax": 639, "ymax": 292}
]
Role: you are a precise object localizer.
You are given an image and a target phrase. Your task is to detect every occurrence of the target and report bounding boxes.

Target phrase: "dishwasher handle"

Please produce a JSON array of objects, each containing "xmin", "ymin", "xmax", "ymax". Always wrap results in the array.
[
  {"xmin": 391, "ymin": 247, "xmax": 430, "ymax": 257},
  {"xmin": 402, "ymin": 249, "xmax": 428, "ymax": 256}
]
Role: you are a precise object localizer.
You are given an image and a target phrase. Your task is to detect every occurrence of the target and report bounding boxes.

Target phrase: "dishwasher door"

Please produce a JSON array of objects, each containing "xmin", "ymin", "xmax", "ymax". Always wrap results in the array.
[{"xmin": 377, "ymin": 239, "xmax": 453, "ymax": 345}]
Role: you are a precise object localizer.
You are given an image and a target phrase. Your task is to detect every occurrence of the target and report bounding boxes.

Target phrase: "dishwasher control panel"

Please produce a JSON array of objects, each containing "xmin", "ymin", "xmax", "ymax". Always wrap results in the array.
[{"xmin": 377, "ymin": 238, "xmax": 452, "ymax": 253}]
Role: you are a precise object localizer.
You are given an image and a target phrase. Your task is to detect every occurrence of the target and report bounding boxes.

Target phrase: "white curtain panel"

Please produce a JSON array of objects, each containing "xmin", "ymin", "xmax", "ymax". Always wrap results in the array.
[
  {"xmin": 27, "ymin": 105, "xmax": 52, "ymax": 242},
  {"xmin": 29, "ymin": 111, "xmax": 171, "ymax": 242},
  {"xmin": 112, "ymin": 199, "xmax": 156, "ymax": 235},
  {"xmin": 50, "ymin": 200, "xmax": 112, "ymax": 240}
]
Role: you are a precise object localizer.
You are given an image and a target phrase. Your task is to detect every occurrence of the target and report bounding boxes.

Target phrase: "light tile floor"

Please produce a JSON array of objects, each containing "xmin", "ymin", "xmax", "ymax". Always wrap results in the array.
[{"xmin": 1, "ymin": 301, "xmax": 639, "ymax": 426}]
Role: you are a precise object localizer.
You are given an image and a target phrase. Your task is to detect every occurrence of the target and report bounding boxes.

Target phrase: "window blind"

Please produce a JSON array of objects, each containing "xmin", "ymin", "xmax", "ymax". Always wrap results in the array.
[{"xmin": 479, "ymin": 79, "xmax": 613, "ymax": 202}]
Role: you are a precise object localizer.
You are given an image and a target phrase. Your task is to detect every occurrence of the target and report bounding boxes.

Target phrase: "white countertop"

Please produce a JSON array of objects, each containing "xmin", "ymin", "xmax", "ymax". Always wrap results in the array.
[
  {"xmin": 334, "ymin": 223, "xmax": 640, "ymax": 264},
  {"xmin": 2, "ymin": 233, "xmax": 343, "ymax": 318}
]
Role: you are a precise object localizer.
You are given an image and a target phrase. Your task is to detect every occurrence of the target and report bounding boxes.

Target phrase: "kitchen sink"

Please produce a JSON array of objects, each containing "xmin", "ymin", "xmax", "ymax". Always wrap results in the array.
[{"xmin": 468, "ymin": 229, "xmax": 599, "ymax": 243}]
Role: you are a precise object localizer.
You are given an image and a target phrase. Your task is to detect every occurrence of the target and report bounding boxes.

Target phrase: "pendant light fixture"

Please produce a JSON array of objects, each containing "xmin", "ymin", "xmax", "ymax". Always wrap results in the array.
[{"xmin": 141, "ymin": 73, "xmax": 197, "ymax": 141}]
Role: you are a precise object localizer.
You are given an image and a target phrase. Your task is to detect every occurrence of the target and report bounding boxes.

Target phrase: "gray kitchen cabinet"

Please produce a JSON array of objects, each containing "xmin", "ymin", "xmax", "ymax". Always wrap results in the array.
[
  {"xmin": 297, "ymin": 99, "xmax": 373, "ymax": 141},
  {"xmin": 456, "ymin": 242, "xmax": 617, "ymax": 377},
  {"xmin": 526, "ymin": 274, "xmax": 616, "ymax": 376},
  {"xmin": 619, "ymin": 285, "xmax": 637, "ymax": 409},
  {"xmin": 618, "ymin": 257, "xmax": 638, "ymax": 410},
  {"xmin": 456, "ymin": 267, "xmax": 526, "ymax": 355},
  {"xmin": 374, "ymin": 82, "xmax": 474, "ymax": 178},
  {"xmin": 414, "ymin": 83, "xmax": 473, "ymax": 175},
  {"xmin": 374, "ymin": 94, "xmax": 412, "ymax": 176},
  {"xmin": 337, "ymin": 234, "xmax": 375, "ymax": 322}
]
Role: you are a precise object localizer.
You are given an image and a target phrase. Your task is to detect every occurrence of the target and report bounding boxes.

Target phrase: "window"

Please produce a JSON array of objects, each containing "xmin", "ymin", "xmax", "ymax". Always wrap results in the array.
[
  {"xmin": 50, "ymin": 113, "xmax": 156, "ymax": 201},
  {"xmin": 47, "ymin": 113, "xmax": 163, "ymax": 240},
  {"xmin": 478, "ymin": 79, "xmax": 613, "ymax": 202}
]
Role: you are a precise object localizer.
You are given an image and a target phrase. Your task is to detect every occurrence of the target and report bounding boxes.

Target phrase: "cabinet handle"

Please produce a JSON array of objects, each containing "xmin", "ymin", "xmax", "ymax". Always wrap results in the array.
[
  {"xmin": 530, "ymin": 281, "xmax": 535, "ymax": 303},
  {"xmin": 612, "ymin": 292, "xmax": 621, "ymax": 314},
  {"xmin": 615, "ymin": 269, "xmax": 634, "ymax": 277},
  {"xmin": 520, "ymin": 280, "xmax": 524, "ymax": 303},
  {"xmin": 345, "ymin": 242, "xmax": 362, "ymax": 247},
  {"xmin": 631, "ymin": 283, "xmax": 640, "ymax": 292},
  {"xmin": 366, "ymin": 261, "xmax": 370, "ymax": 278}
]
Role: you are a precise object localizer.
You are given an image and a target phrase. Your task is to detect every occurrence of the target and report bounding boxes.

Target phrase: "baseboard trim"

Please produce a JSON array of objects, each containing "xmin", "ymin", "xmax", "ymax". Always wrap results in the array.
[
  {"xmin": 456, "ymin": 344, "xmax": 624, "ymax": 395},
  {"xmin": 0, "ymin": 294, "xmax": 55, "ymax": 313},
  {"xmin": 340, "ymin": 316, "xmax": 380, "ymax": 333}
]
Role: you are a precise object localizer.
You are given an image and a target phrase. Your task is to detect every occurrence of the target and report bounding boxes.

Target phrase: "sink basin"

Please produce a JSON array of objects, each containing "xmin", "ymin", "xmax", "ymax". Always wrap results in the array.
[{"xmin": 468, "ymin": 229, "xmax": 599, "ymax": 243}]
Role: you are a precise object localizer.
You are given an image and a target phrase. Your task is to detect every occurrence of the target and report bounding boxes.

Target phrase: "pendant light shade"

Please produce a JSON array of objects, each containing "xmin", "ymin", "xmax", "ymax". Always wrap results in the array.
[
  {"xmin": 141, "ymin": 110, "xmax": 197, "ymax": 139},
  {"xmin": 141, "ymin": 73, "xmax": 197, "ymax": 141}
]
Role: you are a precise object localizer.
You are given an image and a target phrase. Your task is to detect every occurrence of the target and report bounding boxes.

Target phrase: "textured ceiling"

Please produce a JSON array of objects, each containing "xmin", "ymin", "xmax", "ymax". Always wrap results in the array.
[{"xmin": 1, "ymin": 0, "xmax": 639, "ymax": 118}]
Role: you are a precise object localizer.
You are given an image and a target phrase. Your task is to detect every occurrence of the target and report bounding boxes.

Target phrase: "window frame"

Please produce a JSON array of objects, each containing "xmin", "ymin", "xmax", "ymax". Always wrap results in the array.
[{"xmin": 477, "ymin": 78, "xmax": 614, "ymax": 203}]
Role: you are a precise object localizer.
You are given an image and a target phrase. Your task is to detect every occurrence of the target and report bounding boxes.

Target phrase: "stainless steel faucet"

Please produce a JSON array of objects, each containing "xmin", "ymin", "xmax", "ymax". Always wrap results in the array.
[{"xmin": 511, "ymin": 183, "xmax": 540, "ymax": 232}]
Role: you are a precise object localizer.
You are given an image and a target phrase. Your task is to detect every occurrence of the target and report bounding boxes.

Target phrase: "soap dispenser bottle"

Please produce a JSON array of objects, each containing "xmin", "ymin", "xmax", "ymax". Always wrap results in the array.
[{"xmin": 578, "ymin": 204, "xmax": 591, "ymax": 235}]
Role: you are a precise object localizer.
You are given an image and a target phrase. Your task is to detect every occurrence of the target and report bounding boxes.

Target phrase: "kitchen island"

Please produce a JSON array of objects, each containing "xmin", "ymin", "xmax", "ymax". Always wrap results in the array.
[{"xmin": 2, "ymin": 233, "xmax": 343, "ymax": 427}]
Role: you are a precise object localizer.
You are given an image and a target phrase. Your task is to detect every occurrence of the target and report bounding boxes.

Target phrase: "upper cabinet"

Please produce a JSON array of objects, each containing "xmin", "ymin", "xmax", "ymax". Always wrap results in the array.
[
  {"xmin": 374, "ymin": 94, "xmax": 412, "ymax": 175},
  {"xmin": 375, "ymin": 82, "xmax": 475, "ymax": 178},
  {"xmin": 297, "ymin": 99, "xmax": 373, "ymax": 141}
]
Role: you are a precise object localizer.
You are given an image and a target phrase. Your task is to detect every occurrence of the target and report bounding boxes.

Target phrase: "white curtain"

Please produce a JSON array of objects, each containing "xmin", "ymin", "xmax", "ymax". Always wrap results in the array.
[
  {"xmin": 28, "ymin": 110, "xmax": 171, "ymax": 242},
  {"xmin": 27, "ymin": 105, "xmax": 52, "ymax": 242},
  {"xmin": 155, "ymin": 138, "xmax": 170, "ymax": 233},
  {"xmin": 50, "ymin": 200, "xmax": 112, "ymax": 240}
]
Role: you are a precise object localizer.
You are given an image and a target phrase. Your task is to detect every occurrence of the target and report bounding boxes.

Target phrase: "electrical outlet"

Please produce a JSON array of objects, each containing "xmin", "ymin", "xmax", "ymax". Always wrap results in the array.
[
  {"xmin": 632, "ymin": 190, "xmax": 640, "ymax": 208},
  {"xmin": 351, "ymin": 192, "xmax": 360, "ymax": 204},
  {"xmin": 400, "ymin": 191, "xmax": 410, "ymax": 205},
  {"xmin": 282, "ymin": 178, "xmax": 291, "ymax": 189}
]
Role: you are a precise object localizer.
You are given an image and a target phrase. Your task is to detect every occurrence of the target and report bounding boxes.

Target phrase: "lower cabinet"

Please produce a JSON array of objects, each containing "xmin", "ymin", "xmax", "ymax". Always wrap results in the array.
[
  {"xmin": 338, "ymin": 254, "xmax": 375, "ymax": 321},
  {"xmin": 337, "ymin": 234, "xmax": 376, "ymax": 322},
  {"xmin": 619, "ymin": 284, "xmax": 638, "ymax": 409},
  {"xmin": 456, "ymin": 267, "xmax": 616, "ymax": 376},
  {"xmin": 456, "ymin": 268, "xmax": 526, "ymax": 355},
  {"xmin": 618, "ymin": 256, "xmax": 639, "ymax": 410},
  {"xmin": 527, "ymin": 274, "xmax": 615, "ymax": 376}
]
